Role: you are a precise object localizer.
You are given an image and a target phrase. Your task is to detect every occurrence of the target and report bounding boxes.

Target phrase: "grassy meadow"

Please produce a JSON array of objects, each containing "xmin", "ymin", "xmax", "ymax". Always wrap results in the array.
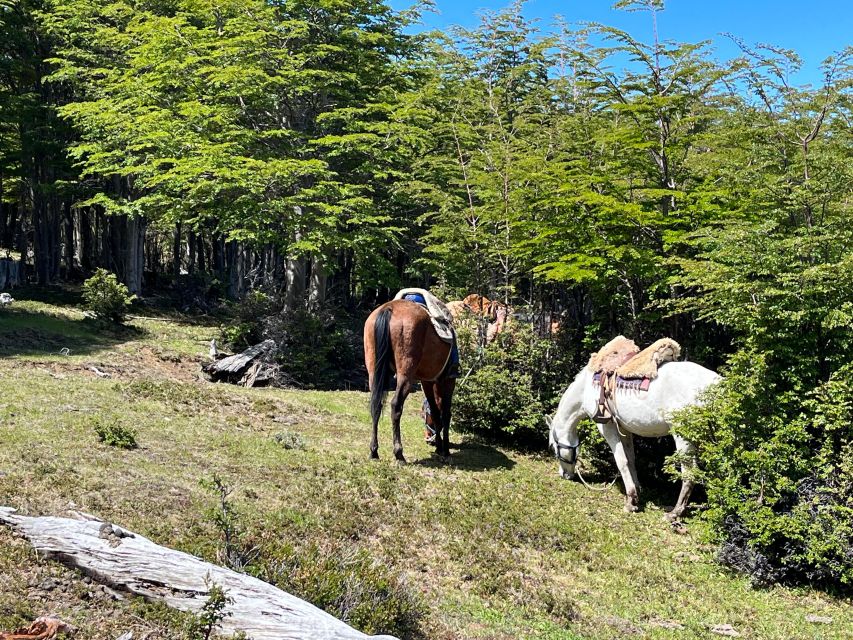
[{"xmin": 0, "ymin": 291, "xmax": 850, "ymax": 639}]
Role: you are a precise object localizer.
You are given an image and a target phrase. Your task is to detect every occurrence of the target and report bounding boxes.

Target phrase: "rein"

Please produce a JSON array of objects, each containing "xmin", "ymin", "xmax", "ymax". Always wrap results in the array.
[{"xmin": 575, "ymin": 467, "xmax": 619, "ymax": 492}]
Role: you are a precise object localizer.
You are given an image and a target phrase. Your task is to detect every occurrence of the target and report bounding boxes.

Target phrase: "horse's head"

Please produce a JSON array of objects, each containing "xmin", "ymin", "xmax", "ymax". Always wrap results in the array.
[{"xmin": 546, "ymin": 414, "xmax": 577, "ymax": 480}]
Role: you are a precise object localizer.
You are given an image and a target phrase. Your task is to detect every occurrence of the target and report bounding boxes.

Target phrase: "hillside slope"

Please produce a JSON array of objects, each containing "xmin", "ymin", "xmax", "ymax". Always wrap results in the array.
[{"xmin": 0, "ymin": 293, "xmax": 850, "ymax": 639}]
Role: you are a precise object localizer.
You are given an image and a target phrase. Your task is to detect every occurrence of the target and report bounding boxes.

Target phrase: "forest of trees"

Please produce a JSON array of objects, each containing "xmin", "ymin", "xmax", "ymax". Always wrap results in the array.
[{"xmin": 1, "ymin": 0, "xmax": 852, "ymax": 587}]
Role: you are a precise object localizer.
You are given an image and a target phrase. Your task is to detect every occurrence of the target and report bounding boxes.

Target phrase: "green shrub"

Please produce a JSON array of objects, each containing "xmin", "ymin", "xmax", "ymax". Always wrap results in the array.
[
  {"xmin": 273, "ymin": 430, "xmax": 307, "ymax": 450},
  {"xmin": 94, "ymin": 417, "xmax": 138, "ymax": 449},
  {"xmin": 82, "ymin": 268, "xmax": 136, "ymax": 322},
  {"xmin": 262, "ymin": 310, "xmax": 360, "ymax": 389},
  {"xmin": 452, "ymin": 319, "xmax": 573, "ymax": 446},
  {"xmin": 184, "ymin": 581, "xmax": 233, "ymax": 640},
  {"xmin": 261, "ymin": 543, "xmax": 424, "ymax": 637},
  {"xmin": 675, "ymin": 352, "xmax": 853, "ymax": 588},
  {"xmin": 220, "ymin": 290, "xmax": 275, "ymax": 350}
]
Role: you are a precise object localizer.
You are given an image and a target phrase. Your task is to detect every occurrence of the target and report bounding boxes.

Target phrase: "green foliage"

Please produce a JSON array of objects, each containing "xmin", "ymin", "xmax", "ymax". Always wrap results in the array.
[
  {"xmin": 82, "ymin": 268, "xmax": 136, "ymax": 322},
  {"xmin": 200, "ymin": 474, "xmax": 259, "ymax": 572},
  {"xmin": 675, "ymin": 356, "xmax": 853, "ymax": 587},
  {"xmin": 263, "ymin": 310, "xmax": 360, "ymax": 389},
  {"xmin": 93, "ymin": 417, "xmax": 137, "ymax": 449},
  {"xmin": 453, "ymin": 320, "xmax": 572, "ymax": 446},
  {"xmin": 220, "ymin": 290, "xmax": 275, "ymax": 350},
  {"xmin": 183, "ymin": 579, "xmax": 242, "ymax": 640},
  {"xmin": 260, "ymin": 543, "xmax": 424, "ymax": 637}
]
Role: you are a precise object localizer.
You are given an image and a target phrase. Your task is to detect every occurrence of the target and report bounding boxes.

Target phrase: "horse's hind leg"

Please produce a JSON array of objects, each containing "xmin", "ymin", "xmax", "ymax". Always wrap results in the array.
[
  {"xmin": 435, "ymin": 378, "xmax": 455, "ymax": 458},
  {"xmin": 668, "ymin": 434, "xmax": 697, "ymax": 520},
  {"xmin": 390, "ymin": 376, "xmax": 411, "ymax": 462}
]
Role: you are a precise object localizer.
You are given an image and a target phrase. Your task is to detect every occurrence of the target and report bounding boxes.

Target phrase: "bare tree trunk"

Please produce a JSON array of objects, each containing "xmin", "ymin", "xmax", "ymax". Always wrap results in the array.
[
  {"xmin": 173, "ymin": 222, "xmax": 182, "ymax": 277},
  {"xmin": 226, "ymin": 240, "xmax": 244, "ymax": 299},
  {"xmin": 0, "ymin": 173, "xmax": 7, "ymax": 250},
  {"xmin": 14, "ymin": 193, "xmax": 28, "ymax": 283},
  {"xmin": 196, "ymin": 233, "xmax": 206, "ymax": 273},
  {"xmin": 76, "ymin": 207, "xmax": 93, "ymax": 272},
  {"xmin": 283, "ymin": 246, "xmax": 306, "ymax": 315},
  {"xmin": 125, "ymin": 215, "xmax": 145, "ymax": 294},
  {"xmin": 308, "ymin": 254, "xmax": 326, "ymax": 312},
  {"xmin": 212, "ymin": 233, "xmax": 224, "ymax": 281},
  {"xmin": 187, "ymin": 230, "xmax": 196, "ymax": 274},
  {"xmin": 63, "ymin": 200, "xmax": 74, "ymax": 276}
]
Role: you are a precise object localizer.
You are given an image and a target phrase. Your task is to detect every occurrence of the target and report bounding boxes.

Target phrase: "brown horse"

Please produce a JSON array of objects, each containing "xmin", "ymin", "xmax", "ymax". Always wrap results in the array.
[{"xmin": 364, "ymin": 300, "xmax": 455, "ymax": 461}]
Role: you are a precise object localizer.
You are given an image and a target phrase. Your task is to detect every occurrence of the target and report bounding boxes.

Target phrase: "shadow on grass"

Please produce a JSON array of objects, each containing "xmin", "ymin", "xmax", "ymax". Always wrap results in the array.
[
  {"xmin": 7, "ymin": 284, "xmax": 84, "ymax": 308},
  {"xmin": 0, "ymin": 304, "xmax": 147, "ymax": 358},
  {"xmin": 414, "ymin": 439, "xmax": 516, "ymax": 472}
]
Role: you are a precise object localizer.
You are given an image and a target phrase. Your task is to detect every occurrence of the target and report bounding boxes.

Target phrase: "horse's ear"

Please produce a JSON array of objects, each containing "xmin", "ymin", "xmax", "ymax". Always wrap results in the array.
[{"xmin": 544, "ymin": 415, "xmax": 552, "ymax": 428}]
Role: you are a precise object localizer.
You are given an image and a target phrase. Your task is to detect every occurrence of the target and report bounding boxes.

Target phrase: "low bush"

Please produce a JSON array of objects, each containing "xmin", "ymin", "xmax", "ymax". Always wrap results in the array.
[
  {"xmin": 262, "ymin": 310, "xmax": 360, "ymax": 388},
  {"xmin": 452, "ymin": 319, "xmax": 574, "ymax": 447},
  {"xmin": 675, "ymin": 352, "xmax": 853, "ymax": 588},
  {"xmin": 82, "ymin": 269, "xmax": 136, "ymax": 322},
  {"xmin": 220, "ymin": 290, "xmax": 275, "ymax": 350},
  {"xmin": 261, "ymin": 543, "xmax": 425, "ymax": 638},
  {"xmin": 219, "ymin": 292, "xmax": 361, "ymax": 389},
  {"xmin": 93, "ymin": 417, "xmax": 138, "ymax": 449}
]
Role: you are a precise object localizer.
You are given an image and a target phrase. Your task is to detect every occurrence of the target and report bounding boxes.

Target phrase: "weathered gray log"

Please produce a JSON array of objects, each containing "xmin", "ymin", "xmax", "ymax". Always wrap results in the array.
[
  {"xmin": 0, "ymin": 508, "xmax": 397, "ymax": 640},
  {"xmin": 204, "ymin": 339, "xmax": 276, "ymax": 384}
]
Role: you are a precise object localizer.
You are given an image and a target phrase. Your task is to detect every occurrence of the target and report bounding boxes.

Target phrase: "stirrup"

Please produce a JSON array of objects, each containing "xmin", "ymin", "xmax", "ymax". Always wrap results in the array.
[{"xmin": 592, "ymin": 403, "xmax": 613, "ymax": 423}]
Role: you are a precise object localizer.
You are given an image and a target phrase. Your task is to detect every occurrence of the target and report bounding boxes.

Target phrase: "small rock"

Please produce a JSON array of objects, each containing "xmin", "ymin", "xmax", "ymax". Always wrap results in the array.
[
  {"xmin": 805, "ymin": 614, "xmax": 833, "ymax": 624},
  {"xmin": 38, "ymin": 577, "xmax": 58, "ymax": 591},
  {"xmin": 602, "ymin": 615, "xmax": 641, "ymax": 635},
  {"xmin": 101, "ymin": 585, "xmax": 125, "ymax": 601},
  {"xmin": 648, "ymin": 619, "xmax": 684, "ymax": 630},
  {"xmin": 116, "ymin": 633, "xmax": 134, "ymax": 640},
  {"xmin": 711, "ymin": 623, "xmax": 740, "ymax": 637}
]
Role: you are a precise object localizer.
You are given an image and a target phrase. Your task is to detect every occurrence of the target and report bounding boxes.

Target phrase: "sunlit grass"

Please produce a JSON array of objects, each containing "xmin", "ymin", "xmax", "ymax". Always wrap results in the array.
[{"xmin": 0, "ymin": 294, "xmax": 850, "ymax": 639}]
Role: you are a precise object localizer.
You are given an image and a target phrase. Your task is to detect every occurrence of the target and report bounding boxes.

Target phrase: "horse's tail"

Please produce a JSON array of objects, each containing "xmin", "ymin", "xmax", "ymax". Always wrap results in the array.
[{"xmin": 369, "ymin": 307, "xmax": 393, "ymax": 424}]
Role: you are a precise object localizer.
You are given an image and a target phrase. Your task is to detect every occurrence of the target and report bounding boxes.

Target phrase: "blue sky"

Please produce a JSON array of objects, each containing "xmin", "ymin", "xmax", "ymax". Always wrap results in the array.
[{"xmin": 390, "ymin": 0, "xmax": 852, "ymax": 86}]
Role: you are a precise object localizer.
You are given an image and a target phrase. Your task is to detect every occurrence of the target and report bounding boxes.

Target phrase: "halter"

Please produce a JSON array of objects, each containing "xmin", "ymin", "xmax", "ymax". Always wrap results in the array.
[{"xmin": 550, "ymin": 423, "xmax": 578, "ymax": 465}]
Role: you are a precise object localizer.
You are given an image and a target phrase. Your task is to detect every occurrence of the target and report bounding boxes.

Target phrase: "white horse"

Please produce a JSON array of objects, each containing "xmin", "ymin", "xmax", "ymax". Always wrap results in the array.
[{"xmin": 547, "ymin": 362, "xmax": 721, "ymax": 518}]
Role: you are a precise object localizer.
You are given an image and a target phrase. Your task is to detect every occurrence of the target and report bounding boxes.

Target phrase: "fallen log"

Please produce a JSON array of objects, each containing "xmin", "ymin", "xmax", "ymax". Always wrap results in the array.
[
  {"xmin": 203, "ymin": 339, "xmax": 277, "ymax": 386},
  {"xmin": 0, "ymin": 508, "xmax": 397, "ymax": 640}
]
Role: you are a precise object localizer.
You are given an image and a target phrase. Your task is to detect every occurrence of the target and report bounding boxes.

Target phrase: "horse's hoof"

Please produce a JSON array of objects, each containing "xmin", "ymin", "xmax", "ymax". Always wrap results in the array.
[
  {"xmin": 370, "ymin": 450, "xmax": 379, "ymax": 460},
  {"xmin": 624, "ymin": 503, "xmax": 639, "ymax": 513},
  {"xmin": 395, "ymin": 457, "xmax": 407, "ymax": 466}
]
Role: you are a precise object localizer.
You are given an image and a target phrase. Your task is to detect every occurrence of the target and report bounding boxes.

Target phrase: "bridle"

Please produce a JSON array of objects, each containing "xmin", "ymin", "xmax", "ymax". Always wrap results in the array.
[
  {"xmin": 550, "ymin": 420, "xmax": 618, "ymax": 491},
  {"xmin": 550, "ymin": 422, "xmax": 578, "ymax": 465}
]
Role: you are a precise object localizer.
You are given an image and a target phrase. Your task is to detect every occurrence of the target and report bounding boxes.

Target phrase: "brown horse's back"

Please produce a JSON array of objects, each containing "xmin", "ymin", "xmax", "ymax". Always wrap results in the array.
[
  {"xmin": 364, "ymin": 300, "xmax": 451, "ymax": 386},
  {"xmin": 364, "ymin": 298, "xmax": 456, "ymax": 460}
]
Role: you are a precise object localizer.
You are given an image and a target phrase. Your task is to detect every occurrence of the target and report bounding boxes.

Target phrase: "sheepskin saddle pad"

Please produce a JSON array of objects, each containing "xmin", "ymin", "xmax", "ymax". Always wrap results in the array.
[
  {"xmin": 393, "ymin": 288, "xmax": 455, "ymax": 344},
  {"xmin": 589, "ymin": 336, "xmax": 681, "ymax": 389}
]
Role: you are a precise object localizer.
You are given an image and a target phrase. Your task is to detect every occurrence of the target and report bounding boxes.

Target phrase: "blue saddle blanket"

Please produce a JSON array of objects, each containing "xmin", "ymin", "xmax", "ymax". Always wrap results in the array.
[{"xmin": 403, "ymin": 292, "xmax": 427, "ymax": 307}]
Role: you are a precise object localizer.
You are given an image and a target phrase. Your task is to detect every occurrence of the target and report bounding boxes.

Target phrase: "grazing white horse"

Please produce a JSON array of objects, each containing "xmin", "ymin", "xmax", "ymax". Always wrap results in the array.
[{"xmin": 547, "ymin": 362, "xmax": 721, "ymax": 518}]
